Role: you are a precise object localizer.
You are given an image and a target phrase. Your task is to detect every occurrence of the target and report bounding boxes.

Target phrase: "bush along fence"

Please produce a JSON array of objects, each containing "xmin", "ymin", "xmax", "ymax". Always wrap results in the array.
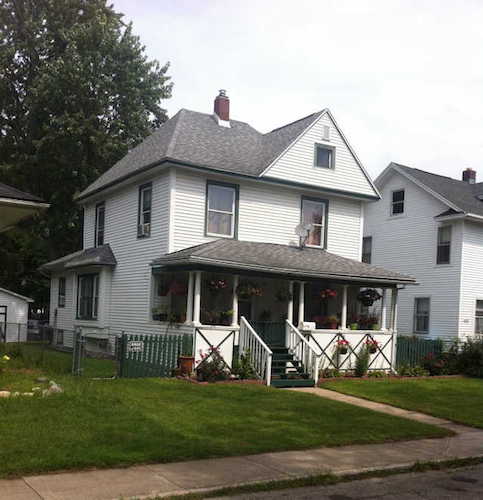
[{"xmin": 396, "ymin": 336, "xmax": 444, "ymax": 368}]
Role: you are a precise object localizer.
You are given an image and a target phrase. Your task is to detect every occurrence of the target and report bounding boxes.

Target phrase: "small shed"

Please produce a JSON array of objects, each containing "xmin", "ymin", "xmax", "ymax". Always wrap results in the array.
[{"xmin": 0, "ymin": 287, "xmax": 33, "ymax": 342}]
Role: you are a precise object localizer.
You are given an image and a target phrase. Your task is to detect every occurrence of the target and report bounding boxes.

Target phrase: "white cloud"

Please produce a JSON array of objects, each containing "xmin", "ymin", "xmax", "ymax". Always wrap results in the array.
[{"xmin": 113, "ymin": 0, "xmax": 483, "ymax": 181}]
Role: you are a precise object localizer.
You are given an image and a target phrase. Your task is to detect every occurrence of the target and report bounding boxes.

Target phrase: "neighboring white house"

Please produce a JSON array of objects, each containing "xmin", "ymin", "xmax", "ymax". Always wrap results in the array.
[
  {"xmin": 41, "ymin": 91, "xmax": 414, "ymax": 386},
  {"xmin": 0, "ymin": 287, "xmax": 33, "ymax": 342},
  {"xmin": 364, "ymin": 162, "xmax": 483, "ymax": 340}
]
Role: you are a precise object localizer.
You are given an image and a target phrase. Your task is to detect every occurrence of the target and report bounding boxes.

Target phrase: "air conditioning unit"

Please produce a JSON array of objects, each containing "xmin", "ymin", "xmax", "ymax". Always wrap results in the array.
[{"xmin": 138, "ymin": 223, "xmax": 151, "ymax": 236}]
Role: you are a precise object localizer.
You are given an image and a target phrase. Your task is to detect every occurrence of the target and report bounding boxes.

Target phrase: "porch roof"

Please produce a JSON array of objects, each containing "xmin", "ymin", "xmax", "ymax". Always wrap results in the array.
[
  {"xmin": 40, "ymin": 244, "xmax": 117, "ymax": 273},
  {"xmin": 151, "ymin": 240, "xmax": 416, "ymax": 286}
]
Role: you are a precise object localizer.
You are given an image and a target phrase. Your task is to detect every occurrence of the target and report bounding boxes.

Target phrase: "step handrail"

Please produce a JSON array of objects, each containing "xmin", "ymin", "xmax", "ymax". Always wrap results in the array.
[
  {"xmin": 285, "ymin": 319, "xmax": 321, "ymax": 381},
  {"xmin": 239, "ymin": 316, "xmax": 273, "ymax": 385}
]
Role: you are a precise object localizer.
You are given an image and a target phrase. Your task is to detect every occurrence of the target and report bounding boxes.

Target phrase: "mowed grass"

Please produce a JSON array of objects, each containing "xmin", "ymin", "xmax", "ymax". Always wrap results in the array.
[
  {"xmin": 0, "ymin": 373, "xmax": 451, "ymax": 478},
  {"xmin": 322, "ymin": 377, "xmax": 483, "ymax": 428}
]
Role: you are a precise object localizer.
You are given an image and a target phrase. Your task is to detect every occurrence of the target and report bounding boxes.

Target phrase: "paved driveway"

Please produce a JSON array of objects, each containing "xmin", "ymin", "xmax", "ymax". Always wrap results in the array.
[{"xmin": 221, "ymin": 463, "xmax": 483, "ymax": 499}]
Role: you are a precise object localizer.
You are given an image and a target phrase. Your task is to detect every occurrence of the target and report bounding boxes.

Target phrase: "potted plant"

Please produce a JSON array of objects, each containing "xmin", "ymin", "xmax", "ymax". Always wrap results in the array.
[
  {"xmin": 371, "ymin": 323, "xmax": 380, "ymax": 330},
  {"xmin": 237, "ymin": 281, "xmax": 262, "ymax": 300},
  {"xmin": 151, "ymin": 307, "xmax": 165, "ymax": 321},
  {"xmin": 349, "ymin": 323, "xmax": 359, "ymax": 330},
  {"xmin": 336, "ymin": 339, "xmax": 350, "ymax": 355},
  {"xmin": 357, "ymin": 289, "xmax": 382, "ymax": 307},
  {"xmin": 179, "ymin": 348, "xmax": 195, "ymax": 376},
  {"xmin": 169, "ymin": 281, "xmax": 187, "ymax": 296},
  {"xmin": 365, "ymin": 338, "xmax": 379, "ymax": 354},
  {"xmin": 326, "ymin": 315, "xmax": 339, "ymax": 329},
  {"xmin": 219, "ymin": 309, "xmax": 234, "ymax": 325},
  {"xmin": 320, "ymin": 288, "xmax": 337, "ymax": 299}
]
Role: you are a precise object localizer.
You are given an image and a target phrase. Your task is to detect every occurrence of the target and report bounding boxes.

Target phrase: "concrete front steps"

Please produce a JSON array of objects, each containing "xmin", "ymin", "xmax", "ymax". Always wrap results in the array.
[{"xmin": 270, "ymin": 346, "xmax": 315, "ymax": 388}]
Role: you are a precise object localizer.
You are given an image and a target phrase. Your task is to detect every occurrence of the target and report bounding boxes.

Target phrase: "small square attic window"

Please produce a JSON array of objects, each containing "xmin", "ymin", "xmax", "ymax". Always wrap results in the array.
[{"xmin": 314, "ymin": 144, "xmax": 335, "ymax": 169}]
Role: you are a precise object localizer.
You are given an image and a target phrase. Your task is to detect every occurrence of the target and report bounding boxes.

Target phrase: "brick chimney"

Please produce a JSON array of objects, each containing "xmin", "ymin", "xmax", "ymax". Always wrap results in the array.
[
  {"xmin": 214, "ymin": 89, "xmax": 230, "ymax": 123},
  {"xmin": 462, "ymin": 168, "xmax": 476, "ymax": 184}
]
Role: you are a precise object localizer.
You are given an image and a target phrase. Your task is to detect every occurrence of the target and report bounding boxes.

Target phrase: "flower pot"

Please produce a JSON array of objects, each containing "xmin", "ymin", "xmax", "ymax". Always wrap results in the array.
[
  {"xmin": 368, "ymin": 346, "xmax": 377, "ymax": 354},
  {"xmin": 350, "ymin": 323, "xmax": 359, "ymax": 330},
  {"xmin": 179, "ymin": 356, "xmax": 195, "ymax": 376},
  {"xmin": 328, "ymin": 322, "xmax": 338, "ymax": 329},
  {"xmin": 338, "ymin": 347, "xmax": 348, "ymax": 355}
]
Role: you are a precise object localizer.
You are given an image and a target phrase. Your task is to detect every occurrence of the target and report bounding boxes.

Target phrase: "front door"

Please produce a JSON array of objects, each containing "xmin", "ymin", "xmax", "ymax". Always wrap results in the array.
[{"xmin": 252, "ymin": 321, "xmax": 286, "ymax": 347}]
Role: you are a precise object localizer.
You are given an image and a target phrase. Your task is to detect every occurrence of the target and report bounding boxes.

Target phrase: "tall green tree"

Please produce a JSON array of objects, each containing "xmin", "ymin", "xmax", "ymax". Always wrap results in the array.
[{"xmin": 0, "ymin": 0, "xmax": 172, "ymax": 308}]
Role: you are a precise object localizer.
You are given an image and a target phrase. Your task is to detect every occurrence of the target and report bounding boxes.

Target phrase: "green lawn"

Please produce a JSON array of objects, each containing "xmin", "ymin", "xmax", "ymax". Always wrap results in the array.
[
  {"xmin": 0, "ymin": 371, "xmax": 451, "ymax": 478},
  {"xmin": 322, "ymin": 377, "xmax": 483, "ymax": 428}
]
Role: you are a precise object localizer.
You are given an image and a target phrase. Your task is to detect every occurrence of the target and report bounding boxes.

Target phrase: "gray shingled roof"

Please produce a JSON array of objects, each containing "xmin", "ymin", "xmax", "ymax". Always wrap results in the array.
[
  {"xmin": 393, "ymin": 163, "xmax": 483, "ymax": 217},
  {"xmin": 40, "ymin": 245, "xmax": 117, "ymax": 273},
  {"xmin": 151, "ymin": 239, "xmax": 415, "ymax": 285},
  {"xmin": 0, "ymin": 182, "xmax": 45, "ymax": 203},
  {"xmin": 78, "ymin": 109, "xmax": 323, "ymax": 200}
]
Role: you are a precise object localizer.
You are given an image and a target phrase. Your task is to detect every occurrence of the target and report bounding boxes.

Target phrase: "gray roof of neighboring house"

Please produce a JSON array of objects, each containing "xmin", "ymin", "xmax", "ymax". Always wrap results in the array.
[
  {"xmin": 40, "ymin": 245, "xmax": 117, "ymax": 273},
  {"xmin": 392, "ymin": 163, "xmax": 483, "ymax": 217},
  {"xmin": 0, "ymin": 182, "xmax": 45, "ymax": 203},
  {"xmin": 78, "ymin": 109, "xmax": 324, "ymax": 200},
  {"xmin": 151, "ymin": 239, "xmax": 415, "ymax": 285}
]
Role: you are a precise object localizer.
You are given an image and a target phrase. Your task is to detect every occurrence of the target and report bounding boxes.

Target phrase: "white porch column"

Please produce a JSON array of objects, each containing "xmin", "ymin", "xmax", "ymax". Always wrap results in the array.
[
  {"xmin": 193, "ymin": 271, "xmax": 202, "ymax": 326},
  {"xmin": 185, "ymin": 272, "xmax": 194, "ymax": 324},
  {"xmin": 341, "ymin": 285, "xmax": 349, "ymax": 330},
  {"xmin": 298, "ymin": 281, "xmax": 305, "ymax": 328},
  {"xmin": 287, "ymin": 281, "xmax": 294, "ymax": 324},
  {"xmin": 390, "ymin": 287, "xmax": 398, "ymax": 332},
  {"xmin": 380, "ymin": 288, "xmax": 387, "ymax": 330},
  {"xmin": 231, "ymin": 275, "xmax": 239, "ymax": 326}
]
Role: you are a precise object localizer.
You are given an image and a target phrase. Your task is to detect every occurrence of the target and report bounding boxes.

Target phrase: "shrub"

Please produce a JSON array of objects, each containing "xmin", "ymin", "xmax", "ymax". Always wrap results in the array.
[
  {"xmin": 196, "ymin": 347, "xmax": 230, "ymax": 382},
  {"xmin": 355, "ymin": 347, "xmax": 370, "ymax": 377},
  {"xmin": 368, "ymin": 370, "xmax": 388, "ymax": 378},
  {"xmin": 319, "ymin": 368, "xmax": 342, "ymax": 378},
  {"xmin": 458, "ymin": 339, "xmax": 483, "ymax": 378},
  {"xmin": 397, "ymin": 363, "xmax": 429, "ymax": 377},
  {"xmin": 232, "ymin": 350, "xmax": 256, "ymax": 380}
]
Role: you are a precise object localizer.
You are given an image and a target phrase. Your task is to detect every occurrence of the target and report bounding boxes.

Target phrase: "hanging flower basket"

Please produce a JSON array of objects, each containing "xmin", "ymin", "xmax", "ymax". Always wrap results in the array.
[
  {"xmin": 336, "ymin": 339, "xmax": 350, "ymax": 355},
  {"xmin": 365, "ymin": 339, "xmax": 379, "ymax": 354},
  {"xmin": 320, "ymin": 288, "xmax": 337, "ymax": 299},
  {"xmin": 169, "ymin": 281, "xmax": 187, "ymax": 296},
  {"xmin": 208, "ymin": 279, "xmax": 228, "ymax": 293},
  {"xmin": 237, "ymin": 281, "xmax": 263, "ymax": 300},
  {"xmin": 357, "ymin": 289, "xmax": 382, "ymax": 307}
]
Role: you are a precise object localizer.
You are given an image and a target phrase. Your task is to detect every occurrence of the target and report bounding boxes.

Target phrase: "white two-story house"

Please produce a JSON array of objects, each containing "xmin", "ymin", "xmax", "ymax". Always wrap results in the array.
[
  {"xmin": 41, "ymin": 91, "xmax": 414, "ymax": 385},
  {"xmin": 364, "ymin": 162, "xmax": 483, "ymax": 340}
]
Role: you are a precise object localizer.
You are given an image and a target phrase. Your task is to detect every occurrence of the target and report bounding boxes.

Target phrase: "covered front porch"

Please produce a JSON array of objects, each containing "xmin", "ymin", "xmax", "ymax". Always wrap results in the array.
[{"xmin": 151, "ymin": 239, "xmax": 415, "ymax": 386}]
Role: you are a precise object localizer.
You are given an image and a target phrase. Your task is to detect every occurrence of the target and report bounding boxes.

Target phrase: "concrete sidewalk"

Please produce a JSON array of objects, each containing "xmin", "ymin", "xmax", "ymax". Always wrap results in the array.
[{"xmin": 3, "ymin": 388, "xmax": 483, "ymax": 500}]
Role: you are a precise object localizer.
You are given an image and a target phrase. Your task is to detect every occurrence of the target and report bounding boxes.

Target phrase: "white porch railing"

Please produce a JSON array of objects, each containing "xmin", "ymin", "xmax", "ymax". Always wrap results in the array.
[
  {"xmin": 285, "ymin": 320, "xmax": 321, "ymax": 381},
  {"xmin": 239, "ymin": 316, "xmax": 273, "ymax": 385}
]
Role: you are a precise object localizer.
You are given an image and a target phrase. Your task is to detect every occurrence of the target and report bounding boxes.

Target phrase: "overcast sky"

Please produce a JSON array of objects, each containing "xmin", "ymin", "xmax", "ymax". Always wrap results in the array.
[{"xmin": 113, "ymin": 0, "xmax": 483, "ymax": 180}]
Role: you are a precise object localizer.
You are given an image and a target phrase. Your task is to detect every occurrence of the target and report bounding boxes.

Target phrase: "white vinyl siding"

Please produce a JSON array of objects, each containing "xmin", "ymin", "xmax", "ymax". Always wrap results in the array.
[
  {"xmin": 173, "ymin": 169, "xmax": 362, "ymax": 260},
  {"xmin": 364, "ymin": 171, "xmax": 463, "ymax": 339},
  {"xmin": 262, "ymin": 112, "xmax": 377, "ymax": 197}
]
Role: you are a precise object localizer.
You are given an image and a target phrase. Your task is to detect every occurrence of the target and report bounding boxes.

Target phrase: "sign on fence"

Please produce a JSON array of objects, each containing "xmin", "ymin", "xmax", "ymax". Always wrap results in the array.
[{"xmin": 127, "ymin": 340, "xmax": 144, "ymax": 353}]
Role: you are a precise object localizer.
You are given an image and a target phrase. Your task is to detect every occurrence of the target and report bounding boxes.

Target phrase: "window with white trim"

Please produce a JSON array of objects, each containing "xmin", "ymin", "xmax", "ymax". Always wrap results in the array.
[
  {"xmin": 206, "ymin": 182, "xmax": 238, "ymax": 238},
  {"xmin": 475, "ymin": 300, "xmax": 483, "ymax": 334},
  {"xmin": 413, "ymin": 297, "xmax": 430, "ymax": 334},
  {"xmin": 391, "ymin": 189, "xmax": 405, "ymax": 215},
  {"xmin": 314, "ymin": 144, "xmax": 334, "ymax": 169},
  {"xmin": 436, "ymin": 225, "xmax": 451, "ymax": 264},
  {"xmin": 77, "ymin": 274, "xmax": 99, "ymax": 320},
  {"xmin": 301, "ymin": 197, "xmax": 327, "ymax": 248},
  {"xmin": 95, "ymin": 202, "xmax": 105, "ymax": 247},
  {"xmin": 58, "ymin": 277, "xmax": 66, "ymax": 308},
  {"xmin": 137, "ymin": 183, "xmax": 152, "ymax": 238}
]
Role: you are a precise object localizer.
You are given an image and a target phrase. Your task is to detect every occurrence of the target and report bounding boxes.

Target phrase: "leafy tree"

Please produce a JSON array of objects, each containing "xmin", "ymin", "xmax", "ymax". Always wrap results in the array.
[{"xmin": 0, "ymin": 0, "xmax": 172, "ymax": 308}]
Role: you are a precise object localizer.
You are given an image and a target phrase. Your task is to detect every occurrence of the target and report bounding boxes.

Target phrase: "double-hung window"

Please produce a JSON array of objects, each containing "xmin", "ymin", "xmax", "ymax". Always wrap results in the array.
[
  {"xmin": 138, "ymin": 183, "xmax": 152, "ymax": 238},
  {"xmin": 95, "ymin": 202, "xmax": 105, "ymax": 247},
  {"xmin": 391, "ymin": 189, "xmax": 405, "ymax": 215},
  {"xmin": 362, "ymin": 236, "xmax": 372, "ymax": 264},
  {"xmin": 475, "ymin": 300, "xmax": 483, "ymax": 334},
  {"xmin": 414, "ymin": 297, "xmax": 430, "ymax": 334},
  {"xmin": 436, "ymin": 226, "xmax": 451, "ymax": 264},
  {"xmin": 314, "ymin": 144, "xmax": 335, "ymax": 169},
  {"xmin": 58, "ymin": 277, "xmax": 66, "ymax": 308},
  {"xmin": 77, "ymin": 274, "xmax": 99, "ymax": 320},
  {"xmin": 301, "ymin": 197, "xmax": 328, "ymax": 248},
  {"xmin": 206, "ymin": 181, "xmax": 238, "ymax": 238}
]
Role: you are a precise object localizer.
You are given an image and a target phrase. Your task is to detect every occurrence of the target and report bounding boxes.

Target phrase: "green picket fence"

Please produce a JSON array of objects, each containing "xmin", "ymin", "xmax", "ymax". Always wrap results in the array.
[
  {"xmin": 118, "ymin": 333, "xmax": 193, "ymax": 378},
  {"xmin": 396, "ymin": 336, "xmax": 443, "ymax": 367}
]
